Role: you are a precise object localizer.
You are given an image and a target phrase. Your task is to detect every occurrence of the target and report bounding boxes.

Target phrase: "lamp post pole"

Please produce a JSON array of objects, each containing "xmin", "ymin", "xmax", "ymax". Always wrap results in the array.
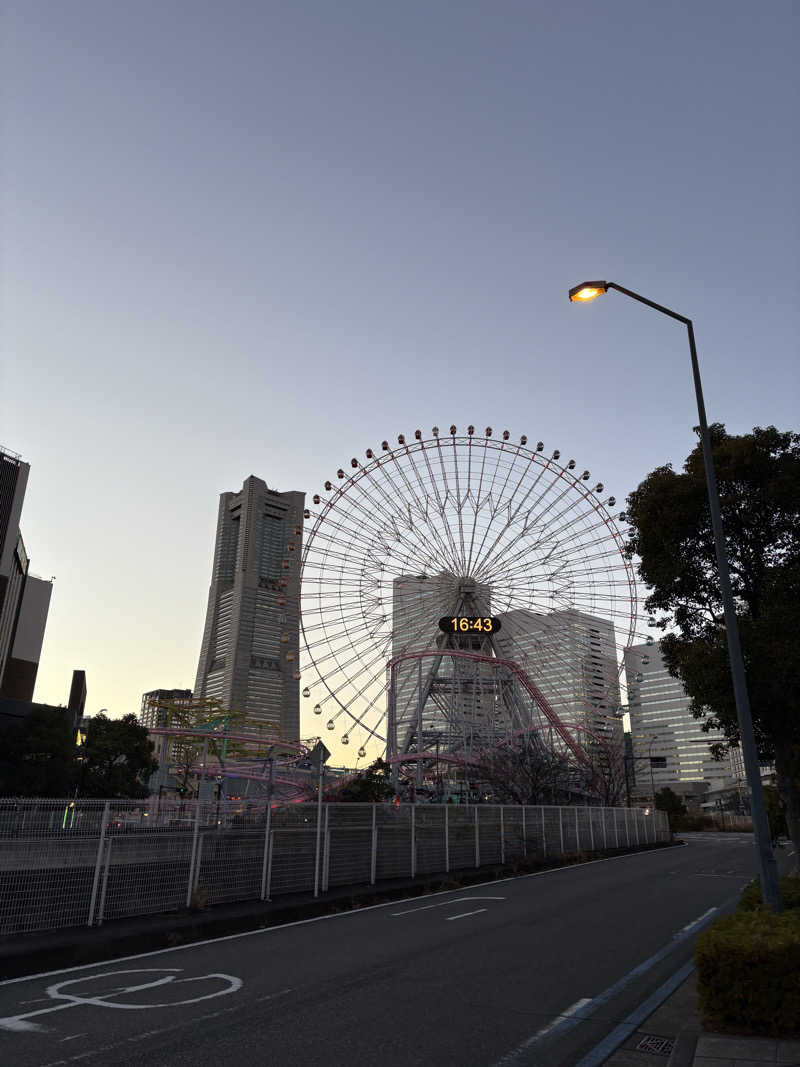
[{"xmin": 569, "ymin": 280, "xmax": 782, "ymax": 913}]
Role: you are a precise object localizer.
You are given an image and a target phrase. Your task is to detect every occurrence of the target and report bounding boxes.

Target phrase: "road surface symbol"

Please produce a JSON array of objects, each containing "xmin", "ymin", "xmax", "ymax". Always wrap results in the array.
[{"xmin": 0, "ymin": 968, "xmax": 243, "ymax": 1033}]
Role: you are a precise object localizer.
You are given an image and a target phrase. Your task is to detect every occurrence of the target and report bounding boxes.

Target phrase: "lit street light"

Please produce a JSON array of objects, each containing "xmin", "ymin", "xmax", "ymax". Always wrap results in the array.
[{"xmin": 569, "ymin": 279, "xmax": 782, "ymax": 914}]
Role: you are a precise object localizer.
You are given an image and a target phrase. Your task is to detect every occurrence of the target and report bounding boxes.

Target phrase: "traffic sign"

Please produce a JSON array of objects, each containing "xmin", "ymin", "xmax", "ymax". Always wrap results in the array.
[{"xmin": 309, "ymin": 740, "xmax": 330, "ymax": 773}]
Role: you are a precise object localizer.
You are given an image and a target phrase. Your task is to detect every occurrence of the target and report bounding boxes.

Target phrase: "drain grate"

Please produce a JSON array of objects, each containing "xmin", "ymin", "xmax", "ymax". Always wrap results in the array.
[{"xmin": 635, "ymin": 1034, "xmax": 675, "ymax": 1056}]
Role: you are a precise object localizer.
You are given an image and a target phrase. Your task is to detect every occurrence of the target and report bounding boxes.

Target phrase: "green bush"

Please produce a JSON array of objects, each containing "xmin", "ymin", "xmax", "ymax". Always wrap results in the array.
[
  {"xmin": 696, "ymin": 910, "xmax": 800, "ymax": 1035},
  {"xmin": 739, "ymin": 875, "xmax": 800, "ymax": 913}
]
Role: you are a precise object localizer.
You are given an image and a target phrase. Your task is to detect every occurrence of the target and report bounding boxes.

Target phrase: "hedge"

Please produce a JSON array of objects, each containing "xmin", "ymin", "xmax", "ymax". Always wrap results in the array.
[
  {"xmin": 738, "ymin": 875, "xmax": 800, "ymax": 913},
  {"xmin": 695, "ymin": 909, "xmax": 800, "ymax": 1035}
]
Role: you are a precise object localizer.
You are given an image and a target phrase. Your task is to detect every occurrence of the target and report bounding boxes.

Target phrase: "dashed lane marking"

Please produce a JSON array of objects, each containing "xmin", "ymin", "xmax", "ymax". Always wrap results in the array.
[
  {"xmin": 391, "ymin": 895, "xmax": 505, "ymax": 916},
  {"xmin": 445, "ymin": 909, "xmax": 488, "ymax": 921}
]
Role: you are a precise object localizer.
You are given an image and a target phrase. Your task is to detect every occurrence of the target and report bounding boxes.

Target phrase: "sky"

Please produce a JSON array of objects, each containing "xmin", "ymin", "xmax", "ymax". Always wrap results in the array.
[{"xmin": 2, "ymin": 1, "xmax": 798, "ymax": 762}]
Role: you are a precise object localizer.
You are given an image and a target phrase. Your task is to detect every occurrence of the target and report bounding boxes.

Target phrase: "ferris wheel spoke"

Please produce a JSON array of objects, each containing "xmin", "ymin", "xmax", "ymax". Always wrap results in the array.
[
  {"xmin": 355, "ymin": 453, "xmax": 461, "ymax": 577},
  {"xmin": 450, "ymin": 434, "xmax": 469, "ymax": 571},
  {"xmin": 385, "ymin": 449, "xmax": 463, "ymax": 575},
  {"xmin": 471, "ymin": 453, "xmax": 556, "ymax": 576},
  {"xmin": 465, "ymin": 438, "xmax": 490, "ymax": 574},
  {"xmin": 397, "ymin": 446, "xmax": 467, "ymax": 575}
]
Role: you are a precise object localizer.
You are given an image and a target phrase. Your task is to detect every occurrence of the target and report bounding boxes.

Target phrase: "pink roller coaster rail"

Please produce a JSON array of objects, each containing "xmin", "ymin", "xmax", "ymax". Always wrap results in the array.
[{"xmin": 386, "ymin": 649, "xmax": 593, "ymax": 769}]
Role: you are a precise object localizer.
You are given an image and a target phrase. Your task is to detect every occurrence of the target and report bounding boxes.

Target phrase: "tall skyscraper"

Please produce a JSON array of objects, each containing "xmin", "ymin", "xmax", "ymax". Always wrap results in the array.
[
  {"xmin": 194, "ymin": 476, "xmax": 305, "ymax": 739},
  {"xmin": 624, "ymin": 641, "xmax": 733, "ymax": 793},
  {"xmin": 0, "ymin": 446, "xmax": 52, "ymax": 701}
]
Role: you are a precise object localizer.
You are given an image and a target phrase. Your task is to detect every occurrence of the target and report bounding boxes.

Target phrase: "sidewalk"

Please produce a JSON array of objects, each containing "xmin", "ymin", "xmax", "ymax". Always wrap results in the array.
[{"xmin": 604, "ymin": 969, "xmax": 800, "ymax": 1066}]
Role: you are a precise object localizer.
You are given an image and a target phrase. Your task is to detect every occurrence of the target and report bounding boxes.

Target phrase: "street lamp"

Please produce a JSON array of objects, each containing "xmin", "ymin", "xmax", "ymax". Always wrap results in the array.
[{"xmin": 569, "ymin": 279, "xmax": 782, "ymax": 913}]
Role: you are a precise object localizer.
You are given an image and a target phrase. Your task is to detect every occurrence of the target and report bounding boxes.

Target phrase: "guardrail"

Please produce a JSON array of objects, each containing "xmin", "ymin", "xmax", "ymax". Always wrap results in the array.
[{"xmin": 0, "ymin": 798, "xmax": 669, "ymax": 935}]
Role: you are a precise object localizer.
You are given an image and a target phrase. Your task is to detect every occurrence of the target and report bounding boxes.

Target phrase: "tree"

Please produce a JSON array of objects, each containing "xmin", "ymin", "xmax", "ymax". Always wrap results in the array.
[
  {"xmin": 654, "ymin": 787, "xmax": 686, "ymax": 833},
  {"xmin": 0, "ymin": 707, "xmax": 75, "ymax": 796},
  {"xmin": 470, "ymin": 738, "xmax": 579, "ymax": 805},
  {"xmin": 332, "ymin": 759, "xmax": 394, "ymax": 802},
  {"xmin": 147, "ymin": 697, "xmax": 252, "ymax": 797},
  {"xmin": 78, "ymin": 713, "xmax": 159, "ymax": 798},
  {"xmin": 625, "ymin": 424, "xmax": 800, "ymax": 866}
]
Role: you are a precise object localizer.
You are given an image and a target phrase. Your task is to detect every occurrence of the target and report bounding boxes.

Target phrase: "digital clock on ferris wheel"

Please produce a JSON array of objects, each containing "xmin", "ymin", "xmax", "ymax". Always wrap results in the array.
[{"xmin": 438, "ymin": 616, "xmax": 502, "ymax": 634}]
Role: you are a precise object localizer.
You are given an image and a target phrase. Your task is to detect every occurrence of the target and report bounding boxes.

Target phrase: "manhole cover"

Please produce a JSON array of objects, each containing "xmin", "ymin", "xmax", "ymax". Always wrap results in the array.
[{"xmin": 635, "ymin": 1034, "xmax": 675, "ymax": 1056}]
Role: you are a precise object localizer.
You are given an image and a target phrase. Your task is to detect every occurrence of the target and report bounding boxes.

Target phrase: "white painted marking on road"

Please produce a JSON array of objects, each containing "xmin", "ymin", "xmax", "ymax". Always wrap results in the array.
[
  {"xmin": 254, "ymin": 988, "xmax": 293, "ymax": 1003},
  {"xmin": 535, "ymin": 998, "xmax": 592, "ymax": 1038},
  {"xmin": 392, "ymin": 895, "xmax": 504, "ymax": 916},
  {"xmin": 58, "ymin": 1034, "xmax": 86, "ymax": 1042},
  {"xmin": 676, "ymin": 907, "xmax": 716, "ymax": 936},
  {"xmin": 0, "ymin": 968, "xmax": 243, "ymax": 1032},
  {"xmin": 445, "ymin": 908, "xmax": 488, "ymax": 921},
  {"xmin": 0, "ymin": 843, "xmax": 685, "ymax": 990},
  {"xmin": 493, "ymin": 998, "xmax": 592, "ymax": 1064}
]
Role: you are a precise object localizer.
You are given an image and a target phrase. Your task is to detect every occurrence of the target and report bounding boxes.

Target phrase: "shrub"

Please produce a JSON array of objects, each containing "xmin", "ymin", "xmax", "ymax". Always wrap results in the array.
[
  {"xmin": 739, "ymin": 875, "xmax": 800, "ymax": 913},
  {"xmin": 696, "ymin": 910, "xmax": 800, "ymax": 1035}
]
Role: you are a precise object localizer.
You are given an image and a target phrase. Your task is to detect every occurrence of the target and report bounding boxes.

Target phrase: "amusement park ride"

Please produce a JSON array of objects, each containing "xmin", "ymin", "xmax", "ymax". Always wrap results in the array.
[{"xmin": 152, "ymin": 426, "xmax": 651, "ymax": 805}]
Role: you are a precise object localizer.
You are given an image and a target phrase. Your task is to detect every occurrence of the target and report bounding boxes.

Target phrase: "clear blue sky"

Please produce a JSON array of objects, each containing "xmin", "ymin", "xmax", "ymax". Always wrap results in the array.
[{"xmin": 2, "ymin": 1, "xmax": 797, "ymax": 733}]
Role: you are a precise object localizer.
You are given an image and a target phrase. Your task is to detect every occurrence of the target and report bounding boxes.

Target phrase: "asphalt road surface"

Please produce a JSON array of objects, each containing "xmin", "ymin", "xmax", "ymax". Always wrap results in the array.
[{"xmin": 0, "ymin": 833, "xmax": 785, "ymax": 1067}]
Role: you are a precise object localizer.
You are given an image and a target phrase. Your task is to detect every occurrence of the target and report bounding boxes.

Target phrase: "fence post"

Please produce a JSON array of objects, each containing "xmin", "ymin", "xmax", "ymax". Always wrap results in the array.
[
  {"xmin": 260, "ymin": 802, "xmax": 272, "ymax": 901},
  {"xmin": 88, "ymin": 802, "xmax": 110, "ymax": 926},
  {"xmin": 624, "ymin": 807, "xmax": 630, "ymax": 848},
  {"xmin": 96, "ymin": 838, "xmax": 113, "ymax": 926},
  {"xmin": 370, "ymin": 804, "xmax": 377, "ymax": 885},
  {"xmin": 500, "ymin": 807, "xmax": 505, "ymax": 865},
  {"xmin": 322, "ymin": 807, "xmax": 330, "ymax": 892},
  {"xmin": 575, "ymin": 807, "xmax": 580, "ymax": 851},
  {"xmin": 193, "ymin": 835, "xmax": 204, "ymax": 893},
  {"xmin": 541, "ymin": 807, "xmax": 547, "ymax": 858},
  {"xmin": 602, "ymin": 807, "xmax": 607, "ymax": 850},
  {"xmin": 522, "ymin": 806, "xmax": 527, "ymax": 857},
  {"xmin": 474, "ymin": 806, "xmax": 480, "ymax": 867},
  {"xmin": 314, "ymin": 799, "xmax": 324, "ymax": 899},
  {"xmin": 588, "ymin": 807, "xmax": 595, "ymax": 851},
  {"xmin": 411, "ymin": 805, "xmax": 416, "ymax": 878},
  {"xmin": 559, "ymin": 807, "xmax": 565, "ymax": 855},
  {"xmin": 615, "ymin": 808, "xmax": 620, "ymax": 848},
  {"xmin": 186, "ymin": 798, "xmax": 202, "ymax": 908},
  {"xmin": 444, "ymin": 804, "xmax": 449, "ymax": 873}
]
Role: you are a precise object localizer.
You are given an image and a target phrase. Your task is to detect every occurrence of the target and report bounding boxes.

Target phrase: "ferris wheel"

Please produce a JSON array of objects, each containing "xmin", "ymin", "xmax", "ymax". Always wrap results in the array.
[{"xmin": 300, "ymin": 425, "xmax": 639, "ymax": 764}]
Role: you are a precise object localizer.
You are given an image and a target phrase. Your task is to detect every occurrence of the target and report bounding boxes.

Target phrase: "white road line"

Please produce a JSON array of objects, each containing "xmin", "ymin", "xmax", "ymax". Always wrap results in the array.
[
  {"xmin": 392, "ymin": 895, "xmax": 505, "ymax": 916},
  {"xmin": 494, "ymin": 999, "xmax": 592, "ymax": 1063},
  {"xmin": 445, "ymin": 909, "xmax": 488, "ymax": 921},
  {"xmin": 0, "ymin": 845, "xmax": 684, "ymax": 989},
  {"xmin": 59, "ymin": 1034, "xmax": 86, "ymax": 1042},
  {"xmin": 254, "ymin": 988, "xmax": 293, "ymax": 1003},
  {"xmin": 676, "ymin": 907, "xmax": 716, "ymax": 936}
]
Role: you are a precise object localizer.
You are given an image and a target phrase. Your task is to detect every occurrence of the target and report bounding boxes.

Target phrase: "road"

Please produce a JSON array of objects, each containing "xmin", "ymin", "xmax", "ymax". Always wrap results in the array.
[{"xmin": 0, "ymin": 833, "xmax": 783, "ymax": 1067}]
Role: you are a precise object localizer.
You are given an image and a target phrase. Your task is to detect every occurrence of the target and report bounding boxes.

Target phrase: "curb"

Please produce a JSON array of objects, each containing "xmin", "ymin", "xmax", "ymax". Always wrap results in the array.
[{"xmin": 667, "ymin": 1024, "xmax": 701, "ymax": 1067}]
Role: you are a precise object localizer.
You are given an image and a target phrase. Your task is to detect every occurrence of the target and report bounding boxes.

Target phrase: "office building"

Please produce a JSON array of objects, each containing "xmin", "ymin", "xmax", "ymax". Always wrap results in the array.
[
  {"xmin": 0, "ymin": 446, "xmax": 52, "ymax": 701},
  {"xmin": 140, "ymin": 688, "xmax": 194, "ymax": 729},
  {"xmin": 496, "ymin": 607, "xmax": 624, "ymax": 752},
  {"xmin": 194, "ymin": 475, "xmax": 305, "ymax": 739},
  {"xmin": 624, "ymin": 641, "xmax": 732, "ymax": 795},
  {"xmin": 0, "ymin": 668, "xmax": 87, "ymax": 734}
]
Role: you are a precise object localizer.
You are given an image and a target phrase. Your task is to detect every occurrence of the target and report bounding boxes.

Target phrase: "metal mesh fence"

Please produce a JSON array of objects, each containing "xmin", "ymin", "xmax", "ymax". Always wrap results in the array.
[{"xmin": 0, "ymin": 798, "xmax": 670, "ymax": 935}]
